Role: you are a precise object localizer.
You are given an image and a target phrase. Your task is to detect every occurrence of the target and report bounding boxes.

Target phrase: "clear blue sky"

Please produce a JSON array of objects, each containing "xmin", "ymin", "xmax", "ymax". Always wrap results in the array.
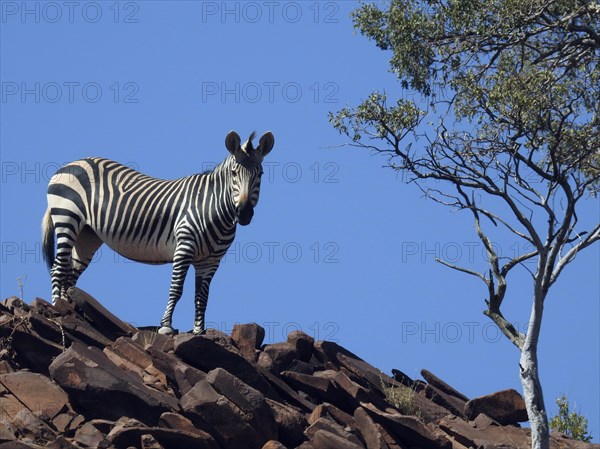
[{"xmin": 1, "ymin": 1, "xmax": 598, "ymax": 439}]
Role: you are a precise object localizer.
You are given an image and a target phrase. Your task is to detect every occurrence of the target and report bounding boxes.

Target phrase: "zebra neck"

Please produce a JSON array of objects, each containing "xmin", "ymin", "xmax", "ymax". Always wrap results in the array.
[{"xmin": 206, "ymin": 160, "xmax": 238, "ymax": 230}]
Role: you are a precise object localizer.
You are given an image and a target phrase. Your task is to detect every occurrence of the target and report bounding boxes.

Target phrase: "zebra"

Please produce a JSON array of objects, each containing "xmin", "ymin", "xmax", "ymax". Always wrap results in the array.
[{"xmin": 41, "ymin": 131, "xmax": 275, "ymax": 335}]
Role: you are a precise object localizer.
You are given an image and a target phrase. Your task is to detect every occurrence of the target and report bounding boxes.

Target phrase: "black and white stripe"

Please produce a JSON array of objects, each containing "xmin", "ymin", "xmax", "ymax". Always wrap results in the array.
[{"xmin": 42, "ymin": 131, "xmax": 274, "ymax": 334}]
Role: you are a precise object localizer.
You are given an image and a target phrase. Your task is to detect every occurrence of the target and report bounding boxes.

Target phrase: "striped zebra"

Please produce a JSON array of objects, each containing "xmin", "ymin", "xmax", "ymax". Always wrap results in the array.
[{"xmin": 41, "ymin": 131, "xmax": 275, "ymax": 335}]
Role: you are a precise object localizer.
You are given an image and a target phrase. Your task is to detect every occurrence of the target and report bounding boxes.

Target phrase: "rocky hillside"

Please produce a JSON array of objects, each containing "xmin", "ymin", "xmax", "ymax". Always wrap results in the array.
[{"xmin": 0, "ymin": 288, "xmax": 596, "ymax": 449}]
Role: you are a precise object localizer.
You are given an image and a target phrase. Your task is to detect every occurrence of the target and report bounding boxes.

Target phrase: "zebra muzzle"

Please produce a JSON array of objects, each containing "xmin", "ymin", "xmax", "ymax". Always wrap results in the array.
[{"xmin": 237, "ymin": 205, "xmax": 254, "ymax": 226}]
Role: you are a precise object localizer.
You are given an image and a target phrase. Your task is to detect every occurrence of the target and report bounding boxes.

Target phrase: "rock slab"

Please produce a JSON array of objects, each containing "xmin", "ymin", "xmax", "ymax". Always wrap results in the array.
[{"xmin": 464, "ymin": 388, "xmax": 528, "ymax": 425}]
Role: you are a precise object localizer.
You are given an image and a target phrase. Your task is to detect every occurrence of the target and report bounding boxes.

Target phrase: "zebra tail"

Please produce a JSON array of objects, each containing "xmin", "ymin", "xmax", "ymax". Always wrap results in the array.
[{"xmin": 41, "ymin": 207, "xmax": 55, "ymax": 271}]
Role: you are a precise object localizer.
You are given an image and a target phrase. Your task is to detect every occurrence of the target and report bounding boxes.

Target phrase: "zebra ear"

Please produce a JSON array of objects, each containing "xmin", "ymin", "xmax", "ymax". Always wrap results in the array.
[
  {"xmin": 225, "ymin": 131, "xmax": 241, "ymax": 155},
  {"xmin": 257, "ymin": 131, "xmax": 275, "ymax": 158}
]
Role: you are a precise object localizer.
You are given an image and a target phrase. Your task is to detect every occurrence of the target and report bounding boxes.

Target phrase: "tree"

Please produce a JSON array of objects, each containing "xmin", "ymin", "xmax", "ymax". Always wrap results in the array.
[
  {"xmin": 550, "ymin": 395, "xmax": 593, "ymax": 442},
  {"xmin": 330, "ymin": 1, "xmax": 600, "ymax": 448}
]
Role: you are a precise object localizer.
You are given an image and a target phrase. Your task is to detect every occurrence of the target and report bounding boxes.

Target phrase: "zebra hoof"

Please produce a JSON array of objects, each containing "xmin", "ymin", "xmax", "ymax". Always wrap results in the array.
[
  {"xmin": 192, "ymin": 328, "xmax": 206, "ymax": 335},
  {"xmin": 158, "ymin": 326, "xmax": 176, "ymax": 335}
]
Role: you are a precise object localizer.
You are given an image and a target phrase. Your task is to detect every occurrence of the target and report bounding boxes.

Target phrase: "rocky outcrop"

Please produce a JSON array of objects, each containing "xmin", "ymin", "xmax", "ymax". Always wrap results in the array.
[
  {"xmin": 464, "ymin": 388, "xmax": 529, "ymax": 424},
  {"xmin": 0, "ymin": 288, "xmax": 597, "ymax": 449}
]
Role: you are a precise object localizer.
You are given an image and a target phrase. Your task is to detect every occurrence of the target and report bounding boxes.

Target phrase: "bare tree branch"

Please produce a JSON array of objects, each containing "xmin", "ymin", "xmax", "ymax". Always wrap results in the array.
[
  {"xmin": 551, "ymin": 223, "xmax": 600, "ymax": 284},
  {"xmin": 434, "ymin": 258, "xmax": 488, "ymax": 283},
  {"xmin": 483, "ymin": 309, "xmax": 526, "ymax": 349}
]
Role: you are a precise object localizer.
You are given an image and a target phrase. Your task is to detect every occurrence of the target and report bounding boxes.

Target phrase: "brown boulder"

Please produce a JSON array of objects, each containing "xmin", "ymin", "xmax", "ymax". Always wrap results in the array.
[
  {"xmin": 375, "ymin": 423, "xmax": 403, "ymax": 449},
  {"xmin": 140, "ymin": 433, "xmax": 164, "ymax": 449},
  {"xmin": 67, "ymin": 287, "xmax": 136, "ymax": 340},
  {"xmin": 0, "ymin": 372, "xmax": 70, "ymax": 421},
  {"xmin": 85, "ymin": 419, "xmax": 115, "ymax": 435},
  {"xmin": 282, "ymin": 370, "xmax": 361, "ymax": 412},
  {"xmin": 286, "ymin": 359, "xmax": 315, "ymax": 375},
  {"xmin": 106, "ymin": 425, "xmax": 219, "ymax": 449},
  {"xmin": 29, "ymin": 298, "xmax": 59, "ymax": 315},
  {"xmin": 174, "ymin": 333, "xmax": 280, "ymax": 400},
  {"xmin": 146, "ymin": 346, "xmax": 206, "ymax": 397},
  {"xmin": 231, "ymin": 323, "xmax": 265, "ymax": 361},
  {"xmin": 263, "ymin": 342, "xmax": 300, "ymax": 372},
  {"xmin": 51, "ymin": 413, "xmax": 85, "ymax": 437},
  {"xmin": 110, "ymin": 337, "xmax": 153, "ymax": 370},
  {"xmin": 0, "ymin": 420, "xmax": 16, "ymax": 443},
  {"xmin": 25, "ymin": 311, "xmax": 74, "ymax": 348},
  {"xmin": 464, "ymin": 389, "xmax": 528, "ymax": 424},
  {"xmin": 261, "ymin": 441, "xmax": 287, "ymax": 449},
  {"xmin": 167, "ymin": 413, "xmax": 257, "ymax": 447},
  {"xmin": 158, "ymin": 412, "xmax": 202, "ymax": 435},
  {"xmin": 420, "ymin": 369, "xmax": 468, "ymax": 401},
  {"xmin": 256, "ymin": 366, "xmax": 315, "ymax": 412},
  {"xmin": 315, "ymin": 341, "xmax": 394, "ymax": 393},
  {"xmin": 180, "ymin": 375, "xmax": 276, "ymax": 449},
  {"xmin": 206, "ymin": 367, "xmax": 278, "ymax": 441},
  {"xmin": 311, "ymin": 429, "xmax": 365, "ymax": 449},
  {"xmin": 308, "ymin": 403, "xmax": 355, "ymax": 429},
  {"xmin": 474, "ymin": 412, "xmax": 500, "ymax": 428},
  {"xmin": 0, "ymin": 443, "xmax": 46, "ymax": 449},
  {"xmin": 1, "ymin": 298, "xmax": 29, "ymax": 313},
  {"xmin": 0, "ymin": 361, "xmax": 14, "ymax": 375},
  {"xmin": 0, "ymin": 385, "xmax": 56, "ymax": 443},
  {"xmin": 55, "ymin": 314, "xmax": 113, "ymax": 348},
  {"xmin": 296, "ymin": 443, "xmax": 315, "ymax": 449},
  {"xmin": 438, "ymin": 414, "xmax": 530, "ymax": 448},
  {"xmin": 44, "ymin": 436, "xmax": 80, "ymax": 449},
  {"xmin": 73, "ymin": 422, "xmax": 107, "ymax": 448},
  {"xmin": 391, "ymin": 368, "xmax": 415, "ymax": 388},
  {"xmin": 105, "ymin": 338, "xmax": 170, "ymax": 393},
  {"xmin": 411, "ymin": 388, "xmax": 456, "ymax": 424},
  {"xmin": 102, "ymin": 346, "xmax": 147, "ymax": 382},
  {"xmin": 49, "ymin": 342, "xmax": 178, "ymax": 424},
  {"xmin": 281, "ymin": 371, "xmax": 335, "ymax": 401},
  {"xmin": 361, "ymin": 402, "xmax": 451, "ymax": 449},
  {"xmin": 66, "ymin": 414, "xmax": 85, "ymax": 436},
  {"xmin": 131, "ymin": 330, "xmax": 174, "ymax": 353},
  {"xmin": 258, "ymin": 351, "xmax": 276, "ymax": 372},
  {"xmin": 305, "ymin": 417, "xmax": 363, "ymax": 447},
  {"xmin": 329, "ymin": 370, "xmax": 380, "ymax": 413},
  {"xmin": 0, "ymin": 324, "xmax": 63, "ymax": 375},
  {"xmin": 204, "ymin": 328, "xmax": 239, "ymax": 352},
  {"xmin": 266, "ymin": 399, "xmax": 307, "ymax": 448},
  {"xmin": 354, "ymin": 407, "xmax": 390, "ymax": 449},
  {"xmin": 422, "ymin": 383, "xmax": 466, "ymax": 418},
  {"xmin": 550, "ymin": 432, "xmax": 600, "ymax": 449},
  {"xmin": 287, "ymin": 330, "xmax": 314, "ymax": 362}
]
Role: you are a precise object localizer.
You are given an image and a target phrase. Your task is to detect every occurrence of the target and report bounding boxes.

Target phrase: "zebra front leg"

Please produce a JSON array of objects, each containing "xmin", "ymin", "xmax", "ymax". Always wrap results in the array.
[
  {"xmin": 159, "ymin": 257, "xmax": 191, "ymax": 335},
  {"xmin": 192, "ymin": 262, "xmax": 220, "ymax": 335}
]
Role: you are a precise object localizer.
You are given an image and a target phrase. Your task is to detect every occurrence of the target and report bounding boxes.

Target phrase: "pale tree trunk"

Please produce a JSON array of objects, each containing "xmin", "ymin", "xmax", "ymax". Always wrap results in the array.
[{"xmin": 520, "ymin": 286, "xmax": 549, "ymax": 449}]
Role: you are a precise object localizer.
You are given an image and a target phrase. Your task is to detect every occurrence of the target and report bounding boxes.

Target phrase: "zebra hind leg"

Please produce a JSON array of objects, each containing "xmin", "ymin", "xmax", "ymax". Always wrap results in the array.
[
  {"xmin": 159, "ymin": 256, "xmax": 192, "ymax": 335},
  {"xmin": 68, "ymin": 226, "xmax": 103, "ymax": 291},
  {"xmin": 50, "ymin": 228, "xmax": 78, "ymax": 304}
]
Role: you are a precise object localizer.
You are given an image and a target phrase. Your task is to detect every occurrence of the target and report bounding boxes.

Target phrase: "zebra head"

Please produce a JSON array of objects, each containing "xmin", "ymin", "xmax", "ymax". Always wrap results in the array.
[{"xmin": 225, "ymin": 130, "xmax": 275, "ymax": 226}]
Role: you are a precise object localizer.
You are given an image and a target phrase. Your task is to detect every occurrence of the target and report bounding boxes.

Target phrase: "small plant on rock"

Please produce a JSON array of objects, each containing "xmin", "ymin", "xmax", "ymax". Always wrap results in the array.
[
  {"xmin": 384, "ymin": 382, "xmax": 422, "ymax": 419},
  {"xmin": 549, "ymin": 395, "xmax": 592, "ymax": 442}
]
